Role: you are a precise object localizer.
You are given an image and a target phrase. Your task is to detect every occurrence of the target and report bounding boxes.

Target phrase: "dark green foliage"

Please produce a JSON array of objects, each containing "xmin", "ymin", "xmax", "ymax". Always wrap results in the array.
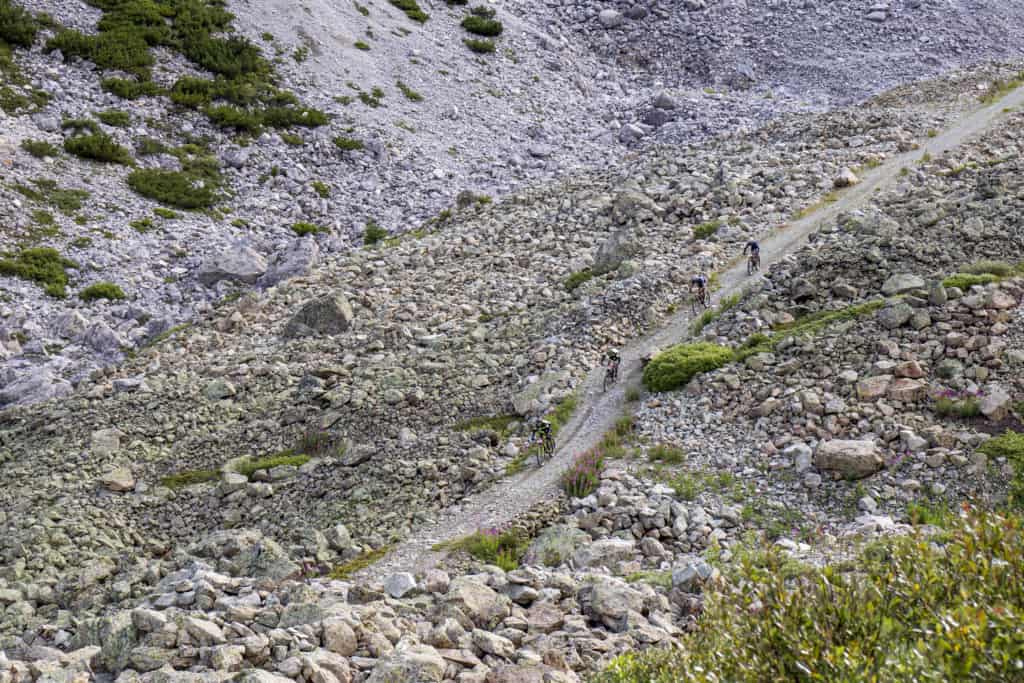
[
  {"xmin": 154, "ymin": 207, "xmax": 180, "ymax": 219},
  {"xmin": 182, "ymin": 35, "xmax": 265, "ymax": 79},
  {"xmin": 13, "ymin": 178, "xmax": 89, "ymax": 214},
  {"xmin": 643, "ymin": 342, "xmax": 734, "ymax": 392},
  {"xmin": 161, "ymin": 469, "xmax": 219, "ymax": 489},
  {"xmin": 204, "ymin": 104, "xmax": 263, "ymax": 133},
  {"xmin": 0, "ymin": 0, "xmax": 39, "ymax": 47},
  {"xmin": 0, "ymin": 247, "xmax": 76, "ymax": 297},
  {"xmin": 20, "ymin": 139, "xmax": 60, "ymax": 158},
  {"xmin": 397, "ymin": 80, "xmax": 423, "ymax": 101},
  {"xmin": 649, "ymin": 443, "xmax": 685, "ymax": 464},
  {"xmin": 102, "ymin": 77, "xmax": 162, "ymax": 99},
  {"xmin": 469, "ymin": 4, "xmax": 495, "ymax": 17},
  {"xmin": 127, "ymin": 168, "xmax": 219, "ymax": 209},
  {"xmin": 980, "ymin": 431, "xmax": 1024, "ymax": 508},
  {"xmin": 358, "ymin": 86, "xmax": 385, "ymax": 107},
  {"xmin": 692, "ymin": 219, "xmax": 721, "ymax": 240},
  {"xmin": 135, "ymin": 136, "xmax": 169, "ymax": 156},
  {"xmin": 234, "ymin": 452, "xmax": 310, "ymax": 478},
  {"xmin": 594, "ymin": 508, "xmax": 1024, "ymax": 683},
  {"xmin": 363, "ymin": 220, "xmax": 387, "ymax": 245},
  {"xmin": 311, "ymin": 181, "xmax": 329, "ymax": 198},
  {"xmin": 61, "ymin": 117, "xmax": 100, "ymax": 134},
  {"xmin": 48, "ymin": 28, "xmax": 155, "ymax": 75},
  {"xmin": 934, "ymin": 396, "xmax": 981, "ymax": 418},
  {"xmin": 464, "ymin": 38, "xmax": 495, "ymax": 53},
  {"xmin": 461, "ymin": 14, "xmax": 502, "ymax": 36},
  {"xmin": 63, "ymin": 132, "xmax": 133, "ymax": 165},
  {"xmin": 354, "ymin": 40, "xmax": 370, "ymax": 50},
  {"xmin": 334, "ymin": 136, "xmax": 364, "ymax": 151},
  {"xmin": 80, "ymin": 281, "xmax": 126, "ymax": 301},
  {"xmin": 291, "ymin": 222, "xmax": 328, "ymax": 236},
  {"xmin": 169, "ymin": 76, "xmax": 215, "ymax": 107},
  {"xmin": 564, "ymin": 268, "xmax": 594, "ymax": 291},
  {"xmin": 389, "ymin": 0, "xmax": 428, "ymax": 23},
  {"xmin": 260, "ymin": 105, "xmax": 329, "ymax": 128},
  {"xmin": 96, "ymin": 109, "xmax": 131, "ymax": 127}
]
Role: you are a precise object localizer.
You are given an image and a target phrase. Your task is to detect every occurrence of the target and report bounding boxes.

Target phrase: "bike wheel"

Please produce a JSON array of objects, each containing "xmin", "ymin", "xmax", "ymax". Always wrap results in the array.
[
  {"xmin": 747, "ymin": 258, "xmax": 754, "ymax": 276},
  {"xmin": 702, "ymin": 291, "xmax": 711, "ymax": 308},
  {"xmin": 603, "ymin": 370, "xmax": 611, "ymax": 392}
]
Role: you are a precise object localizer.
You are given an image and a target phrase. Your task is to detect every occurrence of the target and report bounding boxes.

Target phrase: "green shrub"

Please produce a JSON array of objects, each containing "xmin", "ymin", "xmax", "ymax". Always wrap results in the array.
[
  {"xmin": 13, "ymin": 178, "xmax": 89, "ymax": 214},
  {"xmin": 961, "ymin": 259, "xmax": 1015, "ymax": 277},
  {"xmin": 291, "ymin": 221, "xmax": 328, "ymax": 236},
  {"xmin": 61, "ymin": 117, "xmax": 99, "ymax": 134},
  {"xmin": 280, "ymin": 132, "xmax": 303, "ymax": 146},
  {"xmin": 102, "ymin": 77, "xmax": 161, "ymax": 99},
  {"xmin": 334, "ymin": 136, "xmax": 364, "ymax": 151},
  {"xmin": 127, "ymin": 168, "xmax": 219, "ymax": 209},
  {"xmin": 444, "ymin": 528, "xmax": 528, "ymax": 570},
  {"xmin": 64, "ymin": 132, "xmax": 133, "ymax": 165},
  {"xmin": 389, "ymin": 0, "xmax": 428, "ymax": 22},
  {"xmin": 594, "ymin": 508, "xmax": 1024, "ymax": 683},
  {"xmin": 169, "ymin": 76, "xmax": 214, "ymax": 107},
  {"xmin": 549, "ymin": 393, "xmax": 578, "ymax": 434},
  {"xmin": 234, "ymin": 452, "xmax": 311, "ymax": 478},
  {"xmin": 559, "ymin": 448, "xmax": 605, "ymax": 499},
  {"xmin": 397, "ymin": 80, "xmax": 423, "ymax": 101},
  {"xmin": 311, "ymin": 181, "xmax": 330, "ymax": 198},
  {"xmin": 358, "ymin": 86, "xmax": 385, "ymax": 107},
  {"xmin": 183, "ymin": 35, "xmax": 266, "ymax": 79},
  {"xmin": 692, "ymin": 219, "xmax": 721, "ymax": 240},
  {"xmin": 154, "ymin": 207, "xmax": 180, "ymax": 219},
  {"xmin": 564, "ymin": 268, "xmax": 594, "ymax": 291},
  {"xmin": 643, "ymin": 342, "xmax": 733, "ymax": 392},
  {"xmin": 96, "ymin": 109, "xmax": 131, "ymax": 127},
  {"xmin": 354, "ymin": 40, "xmax": 370, "ymax": 50},
  {"xmin": 261, "ymin": 105, "xmax": 329, "ymax": 128},
  {"xmin": 942, "ymin": 273, "xmax": 999, "ymax": 290},
  {"xmin": 205, "ymin": 104, "xmax": 263, "ymax": 133},
  {"xmin": 20, "ymin": 139, "xmax": 59, "ymax": 158},
  {"xmin": 135, "ymin": 136, "xmax": 169, "ymax": 156},
  {"xmin": 80, "ymin": 281, "xmax": 126, "ymax": 302},
  {"xmin": 131, "ymin": 217, "xmax": 154, "ymax": 233},
  {"xmin": 461, "ymin": 15, "xmax": 502, "ymax": 36},
  {"xmin": 0, "ymin": 247, "xmax": 76, "ymax": 297},
  {"xmin": 934, "ymin": 396, "xmax": 981, "ymax": 418},
  {"xmin": 649, "ymin": 443, "xmax": 685, "ymax": 464},
  {"xmin": 464, "ymin": 38, "xmax": 495, "ymax": 53},
  {"xmin": 161, "ymin": 469, "xmax": 219, "ymax": 489},
  {"xmin": 329, "ymin": 546, "xmax": 390, "ymax": 579},
  {"xmin": 363, "ymin": 220, "xmax": 388, "ymax": 245},
  {"xmin": 0, "ymin": 0, "xmax": 39, "ymax": 48},
  {"xmin": 47, "ymin": 28, "xmax": 154, "ymax": 75}
]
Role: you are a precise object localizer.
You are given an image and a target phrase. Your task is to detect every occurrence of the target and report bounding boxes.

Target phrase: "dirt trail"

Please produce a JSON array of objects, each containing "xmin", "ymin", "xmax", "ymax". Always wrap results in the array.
[{"xmin": 354, "ymin": 85, "xmax": 1024, "ymax": 581}]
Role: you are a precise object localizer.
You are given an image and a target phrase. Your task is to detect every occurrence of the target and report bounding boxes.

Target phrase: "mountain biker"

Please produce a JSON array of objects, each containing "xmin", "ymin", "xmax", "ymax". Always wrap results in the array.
[
  {"xmin": 605, "ymin": 348, "xmax": 620, "ymax": 374},
  {"xmin": 534, "ymin": 418, "xmax": 552, "ymax": 440},
  {"xmin": 743, "ymin": 240, "xmax": 760, "ymax": 259},
  {"xmin": 690, "ymin": 273, "xmax": 708, "ymax": 296}
]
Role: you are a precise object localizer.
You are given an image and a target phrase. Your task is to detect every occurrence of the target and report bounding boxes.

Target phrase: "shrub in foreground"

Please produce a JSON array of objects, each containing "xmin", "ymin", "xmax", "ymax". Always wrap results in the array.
[
  {"xmin": 642, "ymin": 342, "xmax": 733, "ymax": 392},
  {"xmin": 0, "ymin": 247, "xmax": 76, "ymax": 297},
  {"xmin": 594, "ymin": 507, "xmax": 1024, "ymax": 683},
  {"xmin": 126, "ymin": 169, "xmax": 218, "ymax": 209},
  {"xmin": 464, "ymin": 38, "xmax": 495, "ymax": 53},
  {"xmin": 559, "ymin": 448, "xmax": 605, "ymax": 499},
  {"xmin": 64, "ymin": 132, "xmax": 133, "ymax": 164},
  {"xmin": 80, "ymin": 281, "xmax": 126, "ymax": 302}
]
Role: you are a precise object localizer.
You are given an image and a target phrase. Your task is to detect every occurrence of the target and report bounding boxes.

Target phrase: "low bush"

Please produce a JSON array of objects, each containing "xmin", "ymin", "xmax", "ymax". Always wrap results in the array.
[
  {"xmin": 559, "ymin": 448, "xmax": 605, "ymax": 499},
  {"xmin": 13, "ymin": 178, "xmax": 89, "ymax": 214},
  {"xmin": 205, "ymin": 104, "xmax": 263, "ymax": 133},
  {"xmin": 80, "ymin": 281, "xmax": 126, "ymax": 302},
  {"xmin": 154, "ymin": 207, "xmax": 180, "ymax": 219},
  {"xmin": 464, "ymin": 38, "xmax": 495, "ymax": 53},
  {"xmin": 961, "ymin": 259, "xmax": 1016, "ymax": 277},
  {"xmin": 461, "ymin": 14, "xmax": 503, "ymax": 36},
  {"xmin": 47, "ymin": 28, "xmax": 154, "ymax": 76},
  {"xmin": 311, "ymin": 180, "xmax": 329, "ymax": 198},
  {"xmin": 160, "ymin": 469, "xmax": 219, "ymax": 489},
  {"xmin": 942, "ymin": 273, "xmax": 999, "ymax": 290},
  {"xmin": 127, "ymin": 168, "xmax": 219, "ymax": 209},
  {"xmin": 397, "ymin": 80, "xmax": 423, "ymax": 101},
  {"xmin": 643, "ymin": 342, "xmax": 733, "ymax": 392},
  {"xmin": 649, "ymin": 443, "xmax": 685, "ymax": 464},
  {"xmin": 234, "ymin": 452, "xmax": 311, "ymax": 478},
  {"xmin": 564, "ymin": 268, "xmax": 594, "ymax": 292},
  {"xmin": 102, "ymin": 77, "xmax": 161, "ymax": 99},
  {"xmin": 354, "ymin": 40, "xmax": 370, "ymax": 50},
  {"xmin": 445, "ymin": 527, "xmax": 528, "ymax": 571},
  {"xmin": 20, "ymin": 139, "xmax": 59, "ymax": 158},
  {"xmin": 0, "ymin": 247, "xmax": 76, "ymax": 297},
  {"xmin": 329, "ymin": 546, "xmax": 389, "ymax": 579},
  {"xmin": 96, "ymin": 109, "xmax": 131, "ymax": 127},
  {"xmin": 64, "ymin": 132, "xmax": 133, "ymax": 165},
  {"xmin": 389, "ymin": 0, "xmax": 429, "ymax": 22},
  {"xmin": 0, "ymin": 0, "xmax": 39, "ymax": 48},
  {"xmin": 593, "ymin": 507, "xmax": 1024, "ymax": 683},
  {"xmin": 334, "ymin": 136, "xmax": 364, "ymax": 151},
  {"xmin": 363, "ymin": 220, "xmax": 388, "ymax": 245},
  {"xmin": 548, "ymin": 393, "xmax": 578, "ymax": 434},
  {"xmin": 692, "ymin": 219, "xmax": 721, "ymax": 240},
  {"xmin": 291, "ymin": 221, "xmax": 328, "ymax": 236},
  {"xmin": 979, "ymin": 431, "xmax": 1024, "ymax": 507},
  {"xmin": 933, "ymin": 393, "xmax": 981, "ymax": 418}
]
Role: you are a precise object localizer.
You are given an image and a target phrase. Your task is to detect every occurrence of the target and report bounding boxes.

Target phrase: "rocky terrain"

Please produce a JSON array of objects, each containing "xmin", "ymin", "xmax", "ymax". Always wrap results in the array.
[{"xmin": 2, "ymin": 0, "xmax": 1024, "ymax": 680}]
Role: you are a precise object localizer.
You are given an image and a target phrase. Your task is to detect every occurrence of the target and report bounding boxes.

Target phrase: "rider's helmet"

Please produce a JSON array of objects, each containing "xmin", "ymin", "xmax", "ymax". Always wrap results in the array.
[{"xmin": 609, "ymin": 347, "xmax": 619, "ymax": 359}]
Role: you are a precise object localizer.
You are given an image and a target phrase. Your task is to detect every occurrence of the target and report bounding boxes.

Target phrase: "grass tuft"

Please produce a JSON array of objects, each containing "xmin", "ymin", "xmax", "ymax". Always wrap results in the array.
[
  {"xmin": 80, "ymin": 281, "xmax": 126, "ymax": 302},
  {"xmin": 328, "ymin": 546, "xmax": 390, "ymax": 579},
  {"xmin": 234, "ymin": 451, "xmax": 311, "ymax": 478},
  {"xmin": 0, "ymin": 247, "xmax": 76, "ymax": 297}
]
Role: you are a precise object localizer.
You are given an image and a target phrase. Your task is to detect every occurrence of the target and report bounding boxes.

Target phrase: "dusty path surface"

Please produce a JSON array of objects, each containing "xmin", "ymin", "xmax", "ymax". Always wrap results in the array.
[{"xmin": 355, "ymin": 85, "xmax": 1024, "ymax": 582}]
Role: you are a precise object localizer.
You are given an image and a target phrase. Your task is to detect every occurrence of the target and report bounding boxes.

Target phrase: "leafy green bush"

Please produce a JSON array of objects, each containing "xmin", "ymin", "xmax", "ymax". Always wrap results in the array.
[
  {"xmin": 445, "ymin": 528, "xmax": 528, "ymax": 571},
  {"xmin": 0, "ymin": 0, "xmax": 39, "ymax": 48},
  {"xmin": 389, "ymin": 0, "xmax": 428, "ymax": 22},
  {"xmin": 942, "ymin": 273, "xmax": 999, "ymax": 290},
  {"xmin": 311, "ymin": 181, "xmax": 330, "ymax": 198},
  {"xmin": 354, "ymin": 40, "xmax": 370, "ymax": 50},
  {"xmin": 934, "ymin": 396, "xmax": 981, "ymax": 418},
  {"xmin": 135, "ymin": 136, "xmax": 169, "ymax": 156},
  {"xmin": 334, "ymin": 136, "xmax": 364, "ymax": 151},
  {"xmin": 80, "ymin": 281, "xmax": 126, "ymax": 302},
  {"xmin": 643, "ymin": 342, "xmax": 733, "ymax": 392},
  {"xmin": 154, "ymin": 207, "xmax": 180, "ymax": 219},
  {"xmin": 20, "ymin": 139, "xmax": 59, "ymax": 158},
  {"xmin": 291, "ymin": 222, "xmax": 328, "ymax": 236},
  {"xmin": 0, "ymin": 247, "xmax": 76, "ymax": 297},
  {"xmin": 649, "ymin": 443, "xmax": 685, "ymax": 464},
  {"xmin": 564, "ymin": 268, "xmax": 594, "ymax": 291},
  {"xmin": 13, "ymin": 178, "xmax": 89, "ymax": 214},
  {"xmin": 692, "ymin": 219, "xmax": 721, "ymax": 240},
  {"xmin": 979, "ymin": 431, "xmax": 1024, "ymax": 508},
  {"xmin": 261, "ymin": 105, "xmax": 329, "ymax": 128},
  {"xmin": 64, "ymin": 132, "xmax": 134, "ymax": 165},
  {"xmin": 464, "ymin": 38, "xmax": 495, "ymax": 53},
  {"xmin": 461, "ymin": 15, "xmax": 503, "ymax": 36},
  {"xmin": 235, "ymin": 452, "xmax": 311, "ymax": 478},
  {"xmin": 96, "ymin": 109, "xmax": 131, "ymax": 127},
  {"xmin": 101, "ymin": 77, "xmax": 161, "ymax": 99},
  {"xmin": 126, "ymin": 168, "xmax": 219, "ymax": 209},
  {"xmin": 594, "ymin": 508, "xmax": 1024, "ymax": 683},
  {"xmin": 549, "ymin": 393, "xmax": 578, "ymax": 434},
  {"xmin": 559, "ymin": 448, "xmax": 605, "ymax": 499},
  {"xmin": 161, "ymin": 469, "xmax": 219, "ymax": 489},
  {"xmin": 363, "ymin": 220, "xmax": 388, "ymax": 245},
  {"xmin": 205, "ymin": 104, "xmax": 263, "ymax": 133},
  {"xmin": 280, "ymin": 132, "xmax": 303, "ymax": 146},
  {"xmin": 397, "ymin": 80, "xmax": 423, "ymax": 101},
  {"xmin": 47, "ymin": 28, "xmax": 154, "ymax": 75}
]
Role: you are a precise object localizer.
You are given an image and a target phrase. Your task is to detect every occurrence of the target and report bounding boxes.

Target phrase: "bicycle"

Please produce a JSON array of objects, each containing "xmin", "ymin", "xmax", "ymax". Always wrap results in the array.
[
  {"xmin": 603, "ymin": 358, "xmax": 620, "ymax": 392},
  {"xmin": 747, "ymin": 251, "xmax": 760, "ymax": 275},
  {"xmin": 530, "ymin": 428, "xmax": 555, "ymax": 466},
  {"xmin": 691, "ymin": 287, "xmax": 711, "ymax": 314}
]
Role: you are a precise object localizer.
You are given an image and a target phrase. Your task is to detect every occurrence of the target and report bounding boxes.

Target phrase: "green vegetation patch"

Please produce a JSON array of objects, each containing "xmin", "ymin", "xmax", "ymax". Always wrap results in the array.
[
  {"xmin": 648, "ymin": 443, "xmax": 685, "ymax": 464},
  {"xmin": 691, "ymin": 291, "xmax": 741, "ymax": 335},
  {"xmin": 594, "ymin": 508, "xmax": 1024, "ymax": 683},
  {"xmin": 363, "ymin": 220, "xmax": 388, "ymax": 245},
  {"xmin": 943, "ymin": 273, "xmax": 1000, "ymax": 290},
  {"xmin": 0, "ymin": 247, "xmax": 76, "ymax": 297},
  {"xmin": 96, "ymin": 109, "xmax": 131, "ymax": 127},
  {"xmin": 464, "ymin": 38, "xmax": 495, "ymax": 53},
  {"xmin": 397, "ymin": 80, "xmax": 423, "ymax": 101},
  {"xmin": 291, "ymin": 222, "xmax": 328, "ymax": 236},
  {"xmin": 13, "ymin": 178, "xmax": 90, "ymax": 214},
  {"xmin": 454, "ymin": 414, "xmax": 518, "ymax": 436},
  {"xmin": 80, "ymin": 281, "xmax": 126, "ymax": 302},
  {"xmin": 560, "ymin": 448, "xmax": 605, "ymax": 498},
  {"xmin": 234, "ymin": 452, "xmax": 311, "ymax": 478},
  {"xmin": 979, "ymin": 431, "xmax": 1024, "ymax": 507},
  {"xmin": 437, "ymin": 528, "xmax": 527, "ymax": 571},
  {"xmin": 548, "ymin": 393, "xmax": 578, "ymax": 435},
  {"xmin": 0, "ymin": 0, "xmax": 39, "ymax": 48},
  {"xmin": 102, "ymin": 77, "xmax": 162, "ymax": 99},
  {"xmin": 334, "ymin": 136, "xmax": 364, "ymax": 151},
  {"xmin": 564, "ymin": 268, "xmax": 594, "ymax": 292},
  {"xmin": 329, "ymin": 546, "xmax": 390, "ymax": 579},
  {"xmin": 692, "ymin": 219, "xmax": 721, "ymax": 240},
  {"xmin": 311, "ymin": 181, "xmax": 329, "ymax": 198},
  {"xmin": 389, "ymin": 0, "xmax": 429, "ymax": 23},
  {"xmin": 461, "ymin": 15, "xmax": 502, "ymax": 36},
  {"xmin": 20, "ymin": 139, "xmax": 59, "ymax": 158},
  {"xmin": 934, "ymin": 396, "xmax": 981, "ymax": 418},
  {"xmin": 64, "ymin": 132, "xmax": 134, "ymax": 165},
  {"xmin": 161, "ymin": 469, "xmax": 219, "ymax": 490},
  {"xmin": 643, "ymin": 342, "xmax": 734, "ymax": 392},
  {"xmin": 127, "ymin": 166, "xmax": 220, "ymax": 209}
]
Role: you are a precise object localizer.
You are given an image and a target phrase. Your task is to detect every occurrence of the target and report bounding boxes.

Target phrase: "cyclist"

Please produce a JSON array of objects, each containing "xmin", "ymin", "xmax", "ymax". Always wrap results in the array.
[
  {"xmin": 690, "ymin": 272, "xmax": 708, "ymax": 297},
  {"xmin": 603, "ymin": 348, "xmax": 621, "ymax": 390},
  {"xmin": 533, "ymin": 418, "xmax": 553, "ymax": 443},
  {"xmin": 743, "ymin": 240, "xmax": 760, "ymax": 271}
]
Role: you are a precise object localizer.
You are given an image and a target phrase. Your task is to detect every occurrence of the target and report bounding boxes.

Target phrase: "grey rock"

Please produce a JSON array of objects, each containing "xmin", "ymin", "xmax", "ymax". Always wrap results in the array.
[
  {"xmin": 258, "ymin": 237, "xmax": 320, "ymax": 288},
  {"xmin": 814, "ymin": 439, "xmax": 884, "ymax": 479},
  {"xmin": 882, "ymin": 273, "xmax": 925, "ymax": 295},
  {"xmin": 876, "ymin": 302, "xmax": 913, "ymax": 329},
  {"xmin": 592, "ymin": 229, "xmax": 640, "ymax": 276},
  {"xmin": 198, "ymin": 244, "xmax": 268, "ymax": 287},
  {"xmin": 384, "ymin": 572, "xmax": 418, "ymax": 599},
  {"xmin": 283, "ymin": 294, "xmax": 354, "ymax": 338},
  {"xmin": 598, "ymin": 9, "xmax": 625, "ymax": 27}
]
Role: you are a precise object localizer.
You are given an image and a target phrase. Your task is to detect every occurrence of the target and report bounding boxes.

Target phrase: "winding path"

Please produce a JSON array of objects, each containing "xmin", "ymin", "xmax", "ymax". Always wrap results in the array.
[{"xmin": 355, "ymin": 84, "xmax": 1024, "ymax": 581}]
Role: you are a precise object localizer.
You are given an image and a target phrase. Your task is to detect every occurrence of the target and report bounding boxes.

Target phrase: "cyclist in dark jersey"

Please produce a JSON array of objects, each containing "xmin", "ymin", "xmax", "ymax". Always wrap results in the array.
[{"xmin": 743, "ymin": 240, "xmax": 760, "ymax": 257}]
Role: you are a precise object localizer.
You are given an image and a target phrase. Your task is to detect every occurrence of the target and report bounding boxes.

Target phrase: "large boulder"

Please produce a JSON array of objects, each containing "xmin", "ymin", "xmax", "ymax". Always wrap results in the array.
[
  {"xmin": 283, "ymin": 294, "xmax": 354, "ymax": 338},
  {"xmin": 881, "ymin": 273, "xmax": 925, "ymax": 296},
  {"xmin": 592, "ymin": 229, "xmax": 640, "ymax": 276},
  {"xmin": 71, "ymin": 612, "xmax": 138, "ymax": 672},
  {"xmin": 571, "ymin": 538, "xmax": 636, "ymax": 570},
  {"xmin": 198, "ymin": 243, "xmax": 267, "ymax": 287},
  {"xmin": 526, "ymin": 524, "xmax": 591, "ymax": 567},
  {"xmin": 189, "ymin": 529, "xmax": 300, "ymax": 581},
  {"xmin": 0, "ymin": 366, "xmax": 72, "ymax": 408},
  {"xmin": 876, "ymin": 302, "xmax": 913, "ymax": 329},
  {"xmin": 578, "ymin": 577, "xmax": 645, "ymax": 633},
  {"xmin": 814, "ymin": 440, "xmax": 884, "ymax": 479},
  {"xmin": 366, "ymin": 643, "xmax": 446, "ymax": 683},
  {"xmin": 444, "ymin": 577, "xmax": 511, "ymax": 628},
  {"xmin": 258, "ymin": 237, "xmax": 320, "ymax": 288},
  {"xmin": 980, "ymin": 385, "xmax": 1012, "ymax": 421}
]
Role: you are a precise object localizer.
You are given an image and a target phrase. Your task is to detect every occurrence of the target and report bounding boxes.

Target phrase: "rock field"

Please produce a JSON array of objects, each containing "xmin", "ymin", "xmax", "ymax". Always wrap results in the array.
[{"xmin": 2, "ymin": 0, "xmax": 1024, "ymax": 680}]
